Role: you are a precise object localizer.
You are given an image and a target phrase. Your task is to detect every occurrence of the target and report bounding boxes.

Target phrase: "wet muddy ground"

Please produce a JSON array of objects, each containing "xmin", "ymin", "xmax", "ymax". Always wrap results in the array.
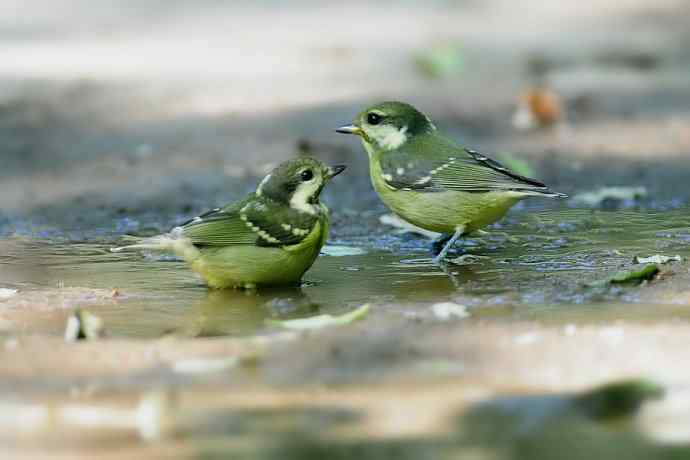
[{"xmin": 2, "ymin": 1, "xmax": 690, "ymax": 458}]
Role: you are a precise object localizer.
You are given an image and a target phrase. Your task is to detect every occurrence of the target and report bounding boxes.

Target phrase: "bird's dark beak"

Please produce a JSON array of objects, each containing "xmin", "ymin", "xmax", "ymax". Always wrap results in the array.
[
  {"xmin": 335, "ymin": 124, "xmax": 362, "ymax": 136},
  {"xmin": 326, "ymin": 164, "xmax": 347, "ymax": 179}
]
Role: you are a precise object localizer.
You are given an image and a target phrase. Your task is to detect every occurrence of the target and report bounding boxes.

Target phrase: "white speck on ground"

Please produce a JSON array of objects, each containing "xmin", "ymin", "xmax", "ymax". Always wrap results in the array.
[{"xmin": 431, "ymin": 302, "xmax": 469, "ymax": 320}]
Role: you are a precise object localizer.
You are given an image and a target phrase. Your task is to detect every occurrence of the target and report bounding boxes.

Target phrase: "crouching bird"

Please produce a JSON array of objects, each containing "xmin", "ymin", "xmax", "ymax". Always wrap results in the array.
[
  {"xmin": 111, "ymin": 158, "xmax": 346, "ymax": 289},
  {"xmin": 336, "ymin": 101, "xmax": 565, "ymax": 264}
]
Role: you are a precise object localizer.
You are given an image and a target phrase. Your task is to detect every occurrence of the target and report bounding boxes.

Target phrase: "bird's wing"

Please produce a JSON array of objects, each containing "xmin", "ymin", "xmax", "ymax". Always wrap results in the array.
[
  {"xmin": 379, "ymin": 134, "xmax": 555, "ymax": 194},
  {"xmin": 180, "ymin": 195, "xmax": 319, "ymax": 248}
]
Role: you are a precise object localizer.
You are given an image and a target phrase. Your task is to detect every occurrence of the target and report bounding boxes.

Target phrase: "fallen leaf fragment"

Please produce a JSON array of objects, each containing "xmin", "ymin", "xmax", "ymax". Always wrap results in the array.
[
  {"xmin": 64, "ymin": 309, "xmax": 106, "ymax": 341},
  {"xmin": 267, "ymin": 304, "xmax": 370, "ymax": 330},
  {"xmin": 633, "ymin": 254, "xmax": 682, "ymax": 265},
  {"xmin": 588, "ymin": 264, "xmax": 659, "ymax": 287},
  {"xmin": 172, "ymin": 357, "xmax": 238, "ymax": 374},
  {"xmin": 512, "ymin": 86, "xmax": 564, "ymax": 130},
  {"xmin": 575, "ymin": 379, "xmax": 664, "ymax": 420},
  {"xmin": 137, "ymin": 390, "xmax": 178, "ymax": 441},
  {"xmin": 0, "ymin": 288, "xmax": 18, "ymax": 300},
  {"xmin": 572, "ymin": 186, "xmax": 647, "ymax": 207},
  {"xmin": 431, "ymin": 302, "xmax": 469, "ymax": 320}
]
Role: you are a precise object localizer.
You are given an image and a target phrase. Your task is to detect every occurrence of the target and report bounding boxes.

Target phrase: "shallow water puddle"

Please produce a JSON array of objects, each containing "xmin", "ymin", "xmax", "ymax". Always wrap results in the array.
[{"xmin": 0, "ymin": 208, "xmax": 689, "ymax": 338}]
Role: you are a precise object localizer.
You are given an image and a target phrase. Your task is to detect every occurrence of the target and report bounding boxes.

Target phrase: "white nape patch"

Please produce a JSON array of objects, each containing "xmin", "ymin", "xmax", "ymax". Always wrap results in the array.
[
  {"xmin": 289, "ymin": 180, "xmax": 321, "ymax": 215},
  {"xmin": 372, "ymin": 125, "xmax": 408, "ymax": 150},
  {"xmin": 255, "ymin": 173, "xmax": 272, "ymax": 196},
  {"xmin": 425, "ymin": 115, "xmax": 437, "ymax": 131},
  {"xmin": 396, "ymin": 167, "xmax": 405, "ymax": 175},
  {"xmin": 382, "ymin": 173, "xmax": 393, "ymax": 182}
]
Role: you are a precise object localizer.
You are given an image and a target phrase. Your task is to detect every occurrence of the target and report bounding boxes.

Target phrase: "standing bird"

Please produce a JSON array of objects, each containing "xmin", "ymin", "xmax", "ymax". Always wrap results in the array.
[
  {"xmin": 111, "ymin": 158, "xmax": 346, "ymax": 289},
  {"xmin": 336, "ymin": 101, "xmax": 565, "ymax": 263}
]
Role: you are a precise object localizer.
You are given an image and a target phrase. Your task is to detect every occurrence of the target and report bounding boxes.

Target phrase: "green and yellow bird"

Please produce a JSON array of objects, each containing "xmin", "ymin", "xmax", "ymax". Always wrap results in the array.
[
  {"xmin": 111, "ymin": 158, "xmax": 346, "ymax": 289},
  {"xmin": 336, "ymin": 101, "xmax": 565, "ymax": 263}
]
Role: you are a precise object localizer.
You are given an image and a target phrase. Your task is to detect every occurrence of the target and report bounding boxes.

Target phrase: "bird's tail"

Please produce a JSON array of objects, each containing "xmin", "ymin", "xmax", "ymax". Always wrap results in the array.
[
  {"xmin": 542, "ymin": 190, "xmax": 568, "ymax": 199},
  {"xmin": 518, "ymin": 188, "xmax": 567, "ymax": 199},
  {"xmin": 110, "ymin": 228, "xmax": 183, "ymax": 253},
  {"xmin": 110, "ymin": 228, "xmax": 200, "ymax": 261}
]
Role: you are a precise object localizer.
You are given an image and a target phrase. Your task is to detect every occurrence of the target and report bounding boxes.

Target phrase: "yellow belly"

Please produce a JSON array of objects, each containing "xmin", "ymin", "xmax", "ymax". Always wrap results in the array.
[
  {"xmin": 370, "ymin": 161, "xmax": 522, "ymax": 234},
  {"xmin": 186, "ymin": 220, "xmax": 327, "ymax": 289}
]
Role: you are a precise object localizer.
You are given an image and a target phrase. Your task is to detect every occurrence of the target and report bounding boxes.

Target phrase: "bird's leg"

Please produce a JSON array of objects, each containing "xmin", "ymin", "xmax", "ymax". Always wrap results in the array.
[
  {"xmin": 432, "ymin": 226, "xmax": 465, "ymax": 265},
  {"xmin": 431, "ymin": 233, "xmax": 453, "ymax": 256}
]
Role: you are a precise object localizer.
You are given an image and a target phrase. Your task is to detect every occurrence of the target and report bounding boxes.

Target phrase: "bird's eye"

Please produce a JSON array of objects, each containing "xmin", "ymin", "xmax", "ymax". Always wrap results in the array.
[
  {"xmin": 300, "ymin": 169, "xmax": 314, "ymax": 181},
  {"xmin": 367, "ymin": 113, "xmax": 382, "ymax": 125}
]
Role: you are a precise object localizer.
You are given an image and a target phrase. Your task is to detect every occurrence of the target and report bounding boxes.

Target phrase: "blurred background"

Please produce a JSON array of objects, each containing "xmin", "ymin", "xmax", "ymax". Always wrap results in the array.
[{"xmin": 2, "ymin": 0, "xmax": 690, "ymax": 236}]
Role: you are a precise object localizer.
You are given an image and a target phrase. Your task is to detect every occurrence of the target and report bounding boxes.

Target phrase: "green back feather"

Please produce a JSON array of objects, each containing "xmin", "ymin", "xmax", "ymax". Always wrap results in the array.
[
  {"xmin": 378, "ymin": 133, "xmax": 552, "ymax": 194},
  {"xmin": 180, "ymin": 193, "xmax": 320, "ymax": 248}
]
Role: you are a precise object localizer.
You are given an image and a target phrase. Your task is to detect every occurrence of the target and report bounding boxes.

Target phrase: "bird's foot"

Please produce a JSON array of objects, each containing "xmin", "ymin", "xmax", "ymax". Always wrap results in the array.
[
  {"xmin": 431, "ymin": 253, "xmax": 446, "ymax": 265},
  {"xmin": 445, "ymin": 254, "xmax": 488, "ymax": 266},
  {"xmin": 431, "ymin": 233, "xmax": 453, "ymax": 257},
  {"xmin": 430, "ymin": 226, "xmax": 465, "ymax": 265}
]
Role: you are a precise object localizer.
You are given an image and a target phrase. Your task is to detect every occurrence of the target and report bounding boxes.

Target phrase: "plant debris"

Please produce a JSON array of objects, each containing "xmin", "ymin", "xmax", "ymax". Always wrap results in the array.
[
  {"xmin": 575, "ymin": 379, "xmax": 664, "ymax": 420},
  {"xmin": 172, "ymin": 357, "xmax": 238, "ymax": 374},
  {"xmin": 0, "ymin": 288, "xmax": 17, "ymax": 300},
  {"xmin": 431, "ymin": 302, "xmax": 469, "ymax": 320},
  {"xmin": 512, "ymin": 86, "xmax": 564, "ymax": 130},
  {"xmin": 267, "ymin": 304, "xmax": 370, "ymax": 330},
  {"xmin": 572, "ymin": 186, "xmax": 647, "ymax": 207},
  {"xmin": 137, "ymin": 390, "xmax": 178, "ymax": 441},
  {"xmin": 64, "ymin": 309, "xmax": 106, "ymax": 341},
  {"xmin": 633, "ymin": 254, "xmax": 682, "ymax": 265},
  {"xmin": 449, "ymin": 254, "xmax": 488, "ymax": 265},
  {"xmin": 588, "ymin": 264, "xmax": 660, "ymax": 287}
]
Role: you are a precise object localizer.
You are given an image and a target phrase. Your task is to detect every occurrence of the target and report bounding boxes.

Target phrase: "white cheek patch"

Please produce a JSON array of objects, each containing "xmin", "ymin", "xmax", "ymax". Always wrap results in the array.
[
  {"xmin": 372, "ymin": 125, "xmax": 408, "ymax": 150},
  {"xmin": 289, "ymin": 180, "xmax": 321, "ymax": 215}
]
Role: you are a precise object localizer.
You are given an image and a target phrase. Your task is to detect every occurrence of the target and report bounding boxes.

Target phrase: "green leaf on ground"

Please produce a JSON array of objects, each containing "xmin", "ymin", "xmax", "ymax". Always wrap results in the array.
[
  {"xmin": 588, "ymin": 264, "xmax": 659, "ymax": 287},
  {"xmin": 575, "ymin": 379, "xmax": 664, "ymax": 420},
  {"xmin": 267, "ymin": 304, "xmax": 371, "ymax": 330}
]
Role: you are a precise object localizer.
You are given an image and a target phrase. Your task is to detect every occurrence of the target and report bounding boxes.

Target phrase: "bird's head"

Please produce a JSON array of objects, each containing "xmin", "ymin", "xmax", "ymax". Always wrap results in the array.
[
  {"xmin": 336, "ymin": 101, "xmax": 436, "ymax": 153},
  {"xmin": 256, "ymin": 158, "xmax": 346, "ymax": 213}
]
